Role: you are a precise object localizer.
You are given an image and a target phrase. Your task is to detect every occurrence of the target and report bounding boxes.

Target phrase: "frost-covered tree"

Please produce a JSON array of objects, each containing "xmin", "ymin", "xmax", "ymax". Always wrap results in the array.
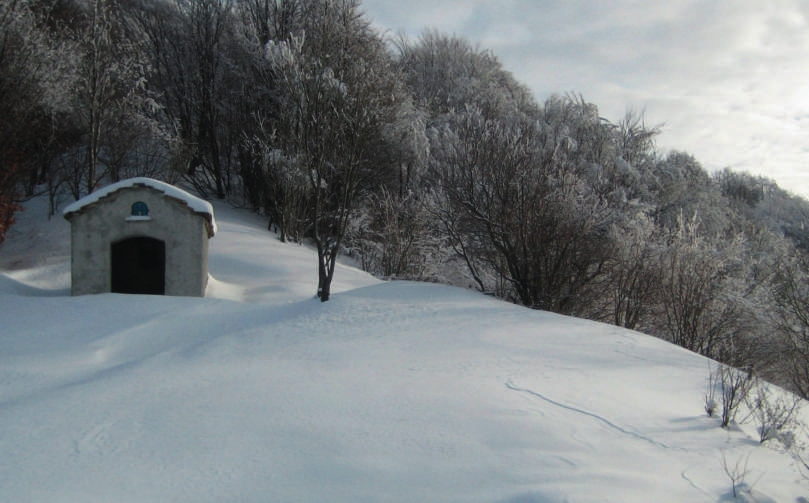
[
  {"xmin": 773, "ymin": 250, "xmax": 809, "ymax": 398},
  {"xmin": 430, "ymin": 98, "xmax": 614, "ymax": 313},
  {"xmin": 71, "ymin": 0, "xmax": 158, "ymax": 195},
  {"xmin": 753, "ymin": 180, "xmax": 809, "ymax": 251},
  {"xmin": 650, "ymin": 151, "xmax": 730, "ymax": 234},
  {"xmin": 588, "ymin": 109, "xmax": 661, "ymax": 207},
  {"xmin": 344, "ymin": 188, "xmax": 431, "ymax": 280},
  {"xmin": 246, "ymin": 138, "xmax": 311, "ymax": 243},
  {"xmin": 0, "ymin": 0, "xmax": 78, "ymax": 229},
  {"xmin": 653, "ymin": 215, "xmax": 746, "ymax": 359},
  {"xmin": 134, "ymin": 0, "xmax": 236, "ymax": 199},
  {"xmin": 0, "ymin": 0, "xmax": 39, "ymax": 238},
  {"xmin": 256, "ymin": 0, "xmax": 403, "ymax": 301},
  {"xmin": 396, "ymin": 30, "xmax": 535, "ymax": 120},
  {"xmin": 591, "ymin": 214, "xmax": 660, "ymax": 329},
  {"xmin": 715, "ymin": 168, "xmax": 766, "ymax": 211},
  {"xmin": 236, "ymin": 0, "xmax": 299, "ymax": 46}
]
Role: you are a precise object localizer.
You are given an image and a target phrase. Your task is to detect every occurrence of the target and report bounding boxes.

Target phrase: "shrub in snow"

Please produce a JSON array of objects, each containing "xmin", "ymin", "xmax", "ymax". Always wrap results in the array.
[
  {"xmin": 747, "ymin": 384, "xmax": 802, "ymax": 446},
  {"xmin": 706, "ymin": 362, "xmax": 755, "ymax": 428},
  {"xmin": 705, "ymin": 362, "xmax": 720, "ymax": 417},
  {"xmin": 721, "ymin": 451, "xmax": 753, "ymax": 499}
]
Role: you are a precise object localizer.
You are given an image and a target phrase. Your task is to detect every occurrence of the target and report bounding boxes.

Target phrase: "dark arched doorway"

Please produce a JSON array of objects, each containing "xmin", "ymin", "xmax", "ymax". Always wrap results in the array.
[{"xmin": 111, "ymin": 237, "xmax": 166, "ymax": 295}]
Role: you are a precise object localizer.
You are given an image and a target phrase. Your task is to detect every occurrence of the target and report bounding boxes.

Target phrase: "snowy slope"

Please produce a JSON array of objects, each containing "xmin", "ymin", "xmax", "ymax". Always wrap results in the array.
[{"xmin": 0, "ymin": 198, "xmax": 807, "ymax": 502}]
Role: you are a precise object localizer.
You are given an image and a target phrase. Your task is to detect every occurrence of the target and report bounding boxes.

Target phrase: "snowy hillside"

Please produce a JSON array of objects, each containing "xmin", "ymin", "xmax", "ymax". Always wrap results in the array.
[{"xmin": 1, "ymin": 198, "xmax": 807, "ymax": 502}]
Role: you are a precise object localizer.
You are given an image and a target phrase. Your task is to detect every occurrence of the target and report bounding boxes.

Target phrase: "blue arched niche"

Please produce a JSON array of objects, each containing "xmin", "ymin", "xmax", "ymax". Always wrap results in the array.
[{"xmin": 131, "ymin": 201, "xmax": 149, "ymax": 217}]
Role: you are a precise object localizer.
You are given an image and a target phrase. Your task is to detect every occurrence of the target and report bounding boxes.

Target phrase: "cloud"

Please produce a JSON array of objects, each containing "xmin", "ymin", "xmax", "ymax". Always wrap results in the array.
[{"xmin": 362, "ymin": 0, "xmax": 809, "ymax": 196}]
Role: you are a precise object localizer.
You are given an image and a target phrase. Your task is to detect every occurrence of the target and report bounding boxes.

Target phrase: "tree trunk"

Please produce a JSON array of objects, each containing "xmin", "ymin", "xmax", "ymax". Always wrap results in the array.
[
  {"xmin": 316, "ymin": 235, "xmax": 340, "ymax": 302},
  {"xmin": 317, "ymin": 243, "xmax": 331, "ymax": 302}
]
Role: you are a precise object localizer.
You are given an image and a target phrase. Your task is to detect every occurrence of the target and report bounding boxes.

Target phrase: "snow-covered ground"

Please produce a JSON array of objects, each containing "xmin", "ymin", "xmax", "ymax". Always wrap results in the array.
[{"xmin": 1, "ymin": 196, "xmax": 807, "ymax": 502}]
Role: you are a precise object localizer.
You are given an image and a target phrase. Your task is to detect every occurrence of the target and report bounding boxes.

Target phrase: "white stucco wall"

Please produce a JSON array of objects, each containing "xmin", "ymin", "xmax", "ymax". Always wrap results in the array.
[{"xmin": 66, "ymin": 185, "xmax": 211, "ymax": 297}]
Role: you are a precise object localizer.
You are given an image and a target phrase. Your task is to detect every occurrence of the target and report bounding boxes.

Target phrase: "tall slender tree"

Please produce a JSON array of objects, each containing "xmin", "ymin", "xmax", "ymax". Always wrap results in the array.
[{"xmin": 259, "ymin": 0, "xmax": 402, "ymax": 301}]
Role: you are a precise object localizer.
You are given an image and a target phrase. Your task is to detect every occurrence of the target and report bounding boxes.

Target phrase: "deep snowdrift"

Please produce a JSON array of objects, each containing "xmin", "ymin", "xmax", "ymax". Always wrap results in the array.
[{"xmin": 0, "ymin": 198, "xmax": 806, "ymax": 502}]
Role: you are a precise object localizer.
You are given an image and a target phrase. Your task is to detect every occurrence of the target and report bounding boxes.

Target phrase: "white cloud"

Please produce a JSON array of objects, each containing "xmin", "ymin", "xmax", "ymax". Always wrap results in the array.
[{"xmin": 363, "ymin": 0, "xmax": 809, "ymax": 197}]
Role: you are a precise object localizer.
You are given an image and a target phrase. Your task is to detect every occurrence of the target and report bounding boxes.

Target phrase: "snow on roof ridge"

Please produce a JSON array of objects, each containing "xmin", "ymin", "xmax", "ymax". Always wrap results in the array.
[{"xmin": 62, "ymin": 177, "xmax": 217, "ymax": 236}]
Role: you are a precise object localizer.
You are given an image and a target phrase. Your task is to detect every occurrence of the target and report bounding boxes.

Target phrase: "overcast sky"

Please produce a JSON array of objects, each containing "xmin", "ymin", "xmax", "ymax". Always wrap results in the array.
[{"xmin": 362, "ymin": 0, "xmax": 809, "ymax": 198}]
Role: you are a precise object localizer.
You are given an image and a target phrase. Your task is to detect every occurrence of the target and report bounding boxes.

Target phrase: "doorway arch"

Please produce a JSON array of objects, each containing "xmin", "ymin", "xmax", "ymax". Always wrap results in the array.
[{"xmin": 111, "ymin": 237, "xmax": 166, "ymax": 295}]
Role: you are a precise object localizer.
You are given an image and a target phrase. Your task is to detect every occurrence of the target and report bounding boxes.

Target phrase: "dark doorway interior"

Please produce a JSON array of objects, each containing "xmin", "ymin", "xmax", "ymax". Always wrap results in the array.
[{"xmin": 111, "ymin": 237, "xmax": 166, "ymax": 295}]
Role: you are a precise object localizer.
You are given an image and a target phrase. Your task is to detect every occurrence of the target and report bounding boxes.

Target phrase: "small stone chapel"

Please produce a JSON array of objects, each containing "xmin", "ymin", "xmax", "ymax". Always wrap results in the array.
[{"xmin": 63, "ymin": 177, "xmax": 216, "ymax": 297}]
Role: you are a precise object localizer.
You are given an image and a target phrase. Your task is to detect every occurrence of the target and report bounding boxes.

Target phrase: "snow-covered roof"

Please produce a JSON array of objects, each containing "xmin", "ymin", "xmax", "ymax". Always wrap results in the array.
[{"xmin": 62, "ymin": 177, "xmax": 216, "ymax": 237}]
